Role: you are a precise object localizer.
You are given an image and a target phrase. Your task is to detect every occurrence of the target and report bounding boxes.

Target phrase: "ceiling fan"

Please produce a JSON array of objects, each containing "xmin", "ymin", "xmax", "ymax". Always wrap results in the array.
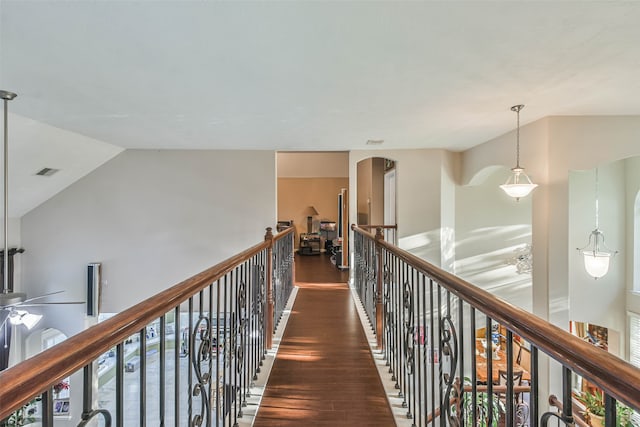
[
  {"xmin": 0, "ymin": 290, "xmax": 85, "ymax": 330},
  {"xmin": 0, "ymin": 90, "xmax": 83, "ymax": 332}
]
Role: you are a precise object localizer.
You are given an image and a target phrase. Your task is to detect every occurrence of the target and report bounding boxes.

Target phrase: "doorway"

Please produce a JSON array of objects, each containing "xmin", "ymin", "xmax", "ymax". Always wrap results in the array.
[
  {"xmin": 276, "ymin": 152, "xmax": 350, "ymax": 283},
  {"xmin": 356, "ymin": 157, "xmax": 397, "ymax": 244}
]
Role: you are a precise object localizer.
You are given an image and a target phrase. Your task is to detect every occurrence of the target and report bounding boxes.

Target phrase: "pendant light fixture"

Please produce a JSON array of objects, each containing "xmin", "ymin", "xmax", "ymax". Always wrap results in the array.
[
  {"xmin": 577, "ymin": 168, "xmax": 617, "ymax": 279},
  {"xmin": 500, "ymin": 104, "xmax": 538, "ymax": 200}
]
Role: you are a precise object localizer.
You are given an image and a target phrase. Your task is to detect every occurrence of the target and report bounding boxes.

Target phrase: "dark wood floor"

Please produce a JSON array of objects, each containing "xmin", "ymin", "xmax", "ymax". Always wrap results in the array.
[
  {"xmin": 294, "ymin": 252, "xmax": 349, "ymax": 284},
  {"xmin": 254, "ymin": 256, "xmax": 394, "ymax": 426}
]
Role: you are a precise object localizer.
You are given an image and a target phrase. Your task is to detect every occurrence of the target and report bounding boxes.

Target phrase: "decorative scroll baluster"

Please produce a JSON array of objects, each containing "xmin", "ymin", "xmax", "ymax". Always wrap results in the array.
[
  {"xmin": 215, "ymin": 281, "xmax": 221, "ymax": 427},
  {"xmin": 191, "ymin": 303, "xmax": 211, "ymax": 426},
  {"xmin": 237, "ymin": 271, "xmax": 247, "ymax": 417},
  {"xmin": 441, "ymin": 291, "xmax": 459, "ymax": 427},
  {"xmin": 404, "ymin": 269, "xmax": 415, "ymax": 419}
]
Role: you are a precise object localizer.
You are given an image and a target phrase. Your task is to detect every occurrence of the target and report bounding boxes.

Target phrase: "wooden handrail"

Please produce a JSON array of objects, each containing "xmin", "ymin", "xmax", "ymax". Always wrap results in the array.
[
  {"xmin": 273, "ymin": 225, "xmax": 294, "ymax": 242},
  {"xmin": 357, "ymin": 224, "xmax": 397, "ymax": 230},
  {"xmin": 0, "ymin": 226, "xmax": 294, "ymax": 420},
  {"xmin": 352, "ymin": 225, "xmax": 640, "ymax": 412}
]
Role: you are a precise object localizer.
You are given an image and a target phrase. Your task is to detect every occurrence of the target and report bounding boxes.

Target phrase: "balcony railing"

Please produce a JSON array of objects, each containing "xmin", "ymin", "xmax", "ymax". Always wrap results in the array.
[
  {"xmin": 0, "ymin": 227, "xmax": 294, "ymax": 426},
  {"xmin": 352, "ymin": 225, "xmax": 640, "ymax": 427}
]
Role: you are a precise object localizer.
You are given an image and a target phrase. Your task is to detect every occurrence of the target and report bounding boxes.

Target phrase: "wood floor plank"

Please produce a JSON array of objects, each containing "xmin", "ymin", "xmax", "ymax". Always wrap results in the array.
[{"xmin": 254, "ymin": 255, "xmax": 394, "ymax": 426}]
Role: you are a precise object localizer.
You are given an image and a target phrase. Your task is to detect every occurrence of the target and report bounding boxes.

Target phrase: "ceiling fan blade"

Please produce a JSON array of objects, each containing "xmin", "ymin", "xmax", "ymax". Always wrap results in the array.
[
  {"xmin": 19, "ymin": 290, "xmax": 65, "ymax": 304},
  {"xmin": 18, "ymin": 302, "xmax": 85, "ymax": 307}
]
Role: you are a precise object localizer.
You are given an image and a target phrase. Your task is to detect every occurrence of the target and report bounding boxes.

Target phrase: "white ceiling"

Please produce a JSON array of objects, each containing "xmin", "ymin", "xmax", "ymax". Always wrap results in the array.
[{"xmin": 1, "ymin": 1, "xmax": 640, "ymax": 216}]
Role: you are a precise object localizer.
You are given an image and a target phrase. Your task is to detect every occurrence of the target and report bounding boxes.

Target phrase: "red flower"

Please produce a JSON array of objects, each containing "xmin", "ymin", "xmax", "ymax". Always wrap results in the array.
[{"xmin": 53, "ymin": 380, "xmax": 69, "ymax": 394}]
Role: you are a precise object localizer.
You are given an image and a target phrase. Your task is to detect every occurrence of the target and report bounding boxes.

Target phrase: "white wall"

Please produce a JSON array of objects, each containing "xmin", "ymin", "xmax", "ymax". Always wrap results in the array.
[
  {"xmin": 456, "ymin": 167, "xmax": 533, "ymax": 311},
  {"xmin": 461, "ymin": 118, "xmax": 550, "ymax": 319},
  {"xmin": 21, "ymin": 150, "xmax": 277, "ymax": 319}
]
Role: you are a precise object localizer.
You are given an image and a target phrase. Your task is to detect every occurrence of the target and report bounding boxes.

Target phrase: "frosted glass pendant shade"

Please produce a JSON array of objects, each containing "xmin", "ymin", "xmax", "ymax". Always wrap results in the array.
[
  {"xmin": 577, "ymin": 227, "xmax": 616, "ymax": 279},
  {"xmin": 500, "ymin": 168, "xmax": 538, "ymax": 200},
  {"xmin": 582, "ymin": 251, "xmax": 611, "ymax": 279}
]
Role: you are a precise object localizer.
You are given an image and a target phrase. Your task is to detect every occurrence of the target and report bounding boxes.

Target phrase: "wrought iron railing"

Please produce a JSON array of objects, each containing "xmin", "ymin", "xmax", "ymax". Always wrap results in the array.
[
  {"xmin": 0, "ymin": 227, "xmax": 294, "ymax": 426},
  {"xmin": 352, "ymin": 225, "xmax": 640, "ymax": 427}
]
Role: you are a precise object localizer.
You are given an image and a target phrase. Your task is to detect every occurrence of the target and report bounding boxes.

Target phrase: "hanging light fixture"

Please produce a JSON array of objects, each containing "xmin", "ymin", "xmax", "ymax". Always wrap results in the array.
[
  {"xmin": 577, "ymin": 168, "xmax": 617, "ymax": 279},
  {"xmin": 500, "ymin": 104, "xmax": 538, "ymax": 200},
  {"xmin": 8, "ymin": 309, "xmax": 42, "ymax": 330}
]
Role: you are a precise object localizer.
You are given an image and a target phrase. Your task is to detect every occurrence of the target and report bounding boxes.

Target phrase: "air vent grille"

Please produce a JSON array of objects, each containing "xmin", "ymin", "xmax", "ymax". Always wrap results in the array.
[{"xmin": 35, "ymin": 168, "xmax": 59, "ymax": 177}]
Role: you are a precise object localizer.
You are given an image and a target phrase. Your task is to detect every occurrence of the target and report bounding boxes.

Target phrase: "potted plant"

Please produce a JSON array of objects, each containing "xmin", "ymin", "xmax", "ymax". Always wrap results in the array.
[
  {"xmin": 576, "ymin": 389, "xmax": 605, "ymax": 427},
  {"xmin": 3, "ymin": 397, "xmax": 40, "ymax": 426},
  {"xmin": 452, "ymin": 377, "xmax": 505, "ymax": 427},
  {"xmin": 576, "ymin": 390, "xmax": 639, "ymax": 427}
]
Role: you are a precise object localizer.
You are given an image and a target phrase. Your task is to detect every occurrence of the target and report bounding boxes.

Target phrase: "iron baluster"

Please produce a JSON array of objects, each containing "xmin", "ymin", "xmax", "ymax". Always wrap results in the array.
[
  {"xmin": 403, "ymin": 267, "xmax": 414, "ymax": 417},
  {"xmin": 160, "ymin": 314, "xmax": 166, "ymax": 426},
  {"xmin": 506, "ymin": 330, "xmax": 514, "ymax": 426},
  {"xmin": 437, "ymin": 285, "xmax": 444, "ymax": 427},
  {"xmin": 441, "ymin": 290, "xmax": 459, "ymax": 427},
  {"xmin": 429, "ymin": 279, "xmax": 435, "ymax": 427},
  {"xmin": 175, "ymin": 305, "xmax": 183, "ymax": 427},
  {"xmin": 486, "ymin": 317, "xmax": 494, "ymax": 427},
  {"xmin": 531, "ymin": 345, "xmax": 539, "ymax": 427},
  {"xmin": 116, "ymin": 342, "xmax": 124, "ymax": 427},
  {"xmin": 416, "ymin": 272, "xmax": 424, "ymax": 427},
  {"xmin": 41, "ymin": 389, "xmax": 53, "ymax": 427},
  {"xmin": 174, "ymin": 306, "xmax": 181, "ymax": 427},
  {"xmin": 457, "ymin": 296, "xmax": 464, "ymax": 426},
  {"xmin": 140, "ymin": 328, "xmax": 147, "ymax": 427},
  {"xmin": 215, "ymin": 281, "xmax": 221, "ymax": 427},
  {"xmin": 470, "ymin": 307, "xmax": 478, "ymax": 427},
  {"xmin": 188, "ymin": 298, "xmax": 194, "ymax": 424}
]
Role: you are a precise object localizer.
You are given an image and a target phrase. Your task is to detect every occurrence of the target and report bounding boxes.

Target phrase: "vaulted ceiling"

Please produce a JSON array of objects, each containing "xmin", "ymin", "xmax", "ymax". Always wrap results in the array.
[{"xmin": 1, "ymin": 1, "xmax": 640, "ymax": 216}]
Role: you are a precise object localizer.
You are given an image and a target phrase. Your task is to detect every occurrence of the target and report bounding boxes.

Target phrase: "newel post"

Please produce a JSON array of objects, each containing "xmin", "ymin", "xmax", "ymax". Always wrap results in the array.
[
  {"xmin": 265, "ymin": 227, "xmax": 274, "ymax": 350},
  {"xmin": 375, "ymin": 227, "xmax": 384, "ymax": 350}
]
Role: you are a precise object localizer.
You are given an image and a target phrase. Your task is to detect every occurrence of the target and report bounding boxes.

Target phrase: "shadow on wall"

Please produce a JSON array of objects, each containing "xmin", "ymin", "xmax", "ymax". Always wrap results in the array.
[
  {"xmin": 398, "ymin": 229, "xmax": 442, "ymax": 266},
  {"xmin": 455, "ymin": 224, "xmax": 533, "ymax": 312}
]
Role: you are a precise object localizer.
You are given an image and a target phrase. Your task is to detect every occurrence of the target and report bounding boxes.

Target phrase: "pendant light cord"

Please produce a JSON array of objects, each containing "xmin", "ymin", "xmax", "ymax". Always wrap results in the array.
[
  {"xmin": 511, "ymin": 104, "xmax": 524, "ymax": 170},
  {"xmin": 595, "ymin": 168, "xmax": 599, "ymax": 230},
  {"xmin": 516, "ymin": 108, "xmax": 521, "ymax": 169}
]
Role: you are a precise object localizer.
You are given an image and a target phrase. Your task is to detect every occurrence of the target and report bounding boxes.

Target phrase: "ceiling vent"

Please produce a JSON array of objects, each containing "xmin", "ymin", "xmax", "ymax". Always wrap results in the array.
[
  {"xmin": 35, "ymin": 167, "xmax": 59, "ymax": 177},
  {"xmin": 366, "ymin": 139, "xmax": 384, "ymax": 145}
]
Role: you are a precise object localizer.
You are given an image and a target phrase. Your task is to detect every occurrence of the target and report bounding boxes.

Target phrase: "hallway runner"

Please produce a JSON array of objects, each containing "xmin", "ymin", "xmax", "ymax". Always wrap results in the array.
[{"xmin": 253, "ymin": 282, "xmax": 395, "ymax": 426}]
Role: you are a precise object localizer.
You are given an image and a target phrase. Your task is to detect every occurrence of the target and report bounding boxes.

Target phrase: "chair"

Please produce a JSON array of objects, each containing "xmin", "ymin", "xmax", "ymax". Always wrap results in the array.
[
  {"xmin": 499, "ymin": 369, "xmax": 523, "ymax": 388},
  {"xmin": 498, "ymin": 369, "xmax": 529, "ymax": 426},
  {"xmin": 498, "ymin": 369, "xmax": 524, "ymax": 406}
]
